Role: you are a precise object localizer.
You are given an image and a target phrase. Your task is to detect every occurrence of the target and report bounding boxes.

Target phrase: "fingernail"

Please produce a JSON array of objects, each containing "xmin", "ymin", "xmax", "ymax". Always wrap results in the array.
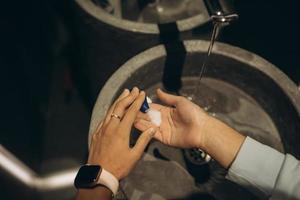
[
  {"xmin": 133, "ymin": 86, "xmax": 139, "ymax": 91},
  {"xmin": 124, "ymin": 88, "xmax": 129, "ymax": 93}
]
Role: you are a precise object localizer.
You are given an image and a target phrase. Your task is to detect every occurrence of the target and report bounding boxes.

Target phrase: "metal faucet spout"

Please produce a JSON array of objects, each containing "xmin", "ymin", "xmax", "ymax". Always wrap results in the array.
[{"xmin": 211, "ymin": 13, "xmax": 238, "ymax": 25}]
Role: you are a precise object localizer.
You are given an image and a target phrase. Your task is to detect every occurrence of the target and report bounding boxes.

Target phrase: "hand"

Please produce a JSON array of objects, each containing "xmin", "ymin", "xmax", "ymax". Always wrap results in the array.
[
  {"xmin": 87, "ymin": 87, "xmax": 156, "ymax": 180},
  {"xmin": 134, "ymin": 89, "xmax": 210, "ymax": 149}
]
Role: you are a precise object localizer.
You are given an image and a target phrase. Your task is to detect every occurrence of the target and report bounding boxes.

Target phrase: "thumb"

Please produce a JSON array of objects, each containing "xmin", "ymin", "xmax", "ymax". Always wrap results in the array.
[
  {"xmin": 133, "ymin": 128, "xmax": 156, "ymax": 156},
  {"xmin": 156, "ymin": 88, "xmax": 180, "ymax": 106}
]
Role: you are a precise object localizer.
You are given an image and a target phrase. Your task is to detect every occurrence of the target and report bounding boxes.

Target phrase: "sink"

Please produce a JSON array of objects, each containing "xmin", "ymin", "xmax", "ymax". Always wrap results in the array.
[
  {"xmin": 89, "ymin": 40, "xmax": 300, "ymax": 199},
  {"xmin": 76, "ymin": 0, "xmax": 210, "ymax": 33},
  {"xmin": 73, "ymin": 0, "xmax": 214, "ymax": 100}
]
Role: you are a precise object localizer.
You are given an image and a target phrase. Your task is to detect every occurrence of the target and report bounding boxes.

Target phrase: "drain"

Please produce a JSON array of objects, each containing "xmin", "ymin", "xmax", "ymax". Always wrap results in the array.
[{"xmin": 184, "ymin": 148, "xmax": 212, "ymax": 165}]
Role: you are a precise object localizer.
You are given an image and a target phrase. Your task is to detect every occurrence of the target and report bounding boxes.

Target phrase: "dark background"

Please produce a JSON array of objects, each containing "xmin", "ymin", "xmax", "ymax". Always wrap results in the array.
[{"xmin": 0, "ymin": 0, "xmax": 299, "ymax": 199}]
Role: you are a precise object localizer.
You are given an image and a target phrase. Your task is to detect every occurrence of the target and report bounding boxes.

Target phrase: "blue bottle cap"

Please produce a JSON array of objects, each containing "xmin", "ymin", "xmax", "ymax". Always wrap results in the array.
[{"xmin": 140, "ymin": 96, "xmax": 150, "ymax": 113}]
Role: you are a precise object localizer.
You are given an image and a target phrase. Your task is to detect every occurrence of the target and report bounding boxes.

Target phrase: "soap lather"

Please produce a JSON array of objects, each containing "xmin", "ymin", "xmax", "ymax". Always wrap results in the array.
[{"xmin": 139, "ymin": 96, "xmax": 162, "ymax": 127}]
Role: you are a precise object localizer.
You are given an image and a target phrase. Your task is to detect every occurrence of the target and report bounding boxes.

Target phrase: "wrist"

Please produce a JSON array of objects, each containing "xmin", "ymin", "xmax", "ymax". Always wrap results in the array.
[
  {"xmin": 87, "ymin": 160, "xmax": 122, "ymax": 181},
  {"xmin": 197, "ymin": 115, "xmax": 214, "ymax": 151},
  {"xmin": 77, "ymin": 187, "xmax": 112, "ymax": 200},
  {"xmin": 74, "ymin": 164, "xmax": 119, "ymax": 196},
  {"xmin": 198, "ymin": 115, "xmax": 246, "ymax": 168},
  {"xmin": 99, "ymin": 163, "xmax": 123, "ymax": 181}
]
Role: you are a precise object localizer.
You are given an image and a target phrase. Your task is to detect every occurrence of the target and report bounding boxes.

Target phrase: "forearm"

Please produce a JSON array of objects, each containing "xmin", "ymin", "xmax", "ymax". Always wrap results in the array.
[
  {"xmin": 76, "ymin": 186, "xmax": 112, "ymax": 200},
  {"xmin": 201, "ymin": 116, "xmax": 246, "ymax": 168}
]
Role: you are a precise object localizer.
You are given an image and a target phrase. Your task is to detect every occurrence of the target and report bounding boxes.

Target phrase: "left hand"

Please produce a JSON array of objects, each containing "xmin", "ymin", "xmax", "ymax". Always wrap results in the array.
[
  {"xmin": 87, "ymin": 87, "xmax": 156, "ymax": 180},
  {"xmin": 134, "ymin": 89, "xmax": 209, "ymax": 149}
]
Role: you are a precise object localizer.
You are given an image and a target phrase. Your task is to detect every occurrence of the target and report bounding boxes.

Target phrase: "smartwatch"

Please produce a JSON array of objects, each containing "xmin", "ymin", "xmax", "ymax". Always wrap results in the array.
[{"xmin": 74, "ymin": 165, "xmax": 119, "ymax": 196}]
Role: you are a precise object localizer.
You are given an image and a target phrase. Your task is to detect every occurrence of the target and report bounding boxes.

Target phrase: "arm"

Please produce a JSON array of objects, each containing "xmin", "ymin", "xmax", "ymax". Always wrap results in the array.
[
  {"xmin": 135, "ymin": 88, "xmax": 300, "ymax": 199},
  {"xmin": 201, "ymin": 103, "xmax": 300, "ymax": 199},
  {"xmin": 198, "ymin": 117, "xmax": 300, "ymax": 199},
  {"xmin": 201, "ymin": 115, "xmax": 245, "ymax": 168},
  {"xmin": 226, "ymin": 137, "xmax": 300, "ymax": 199},
  {"xmin": 76, "ymin": 87, "xmax": 156, "ymax": 200}
]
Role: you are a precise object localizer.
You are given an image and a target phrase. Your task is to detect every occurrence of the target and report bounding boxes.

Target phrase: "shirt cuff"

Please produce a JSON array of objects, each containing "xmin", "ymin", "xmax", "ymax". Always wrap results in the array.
[{"xmin": 226, "ymin": 136, "xmax": 285, "ymax": 198}]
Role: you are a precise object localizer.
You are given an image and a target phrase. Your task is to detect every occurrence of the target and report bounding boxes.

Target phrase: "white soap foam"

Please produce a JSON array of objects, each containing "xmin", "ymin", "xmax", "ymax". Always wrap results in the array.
[
  {"xmin": 146, "ymin": 96, "xmax": 152, "ymax": 104},
  {"xmin": 147, "ymin": 109, "xmax": 162, "ymax": 127}
]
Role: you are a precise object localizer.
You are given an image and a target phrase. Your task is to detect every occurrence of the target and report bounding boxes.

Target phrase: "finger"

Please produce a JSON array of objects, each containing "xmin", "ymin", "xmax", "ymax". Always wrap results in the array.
[
  {"xmin": 95, "ymin": 121, "xmax": 103, "ymax": 134},
  {"xmin": 132, "ymin": 127, "xmax": 156, "ymax": 156},
  {"xmin": 90, "ymin": 121, "xmax": 103, "ymax": 147},
  {"xmin": 135, "ymin": 119, "xmax": 163, "ymax": 141},
  {"xmin": 104, "ymin": 88, "xmax": 130, "ymax": 125},
  {"xmin": 89, "ymin": 132, "xmax": 97, "ymax": 151},
  {"xmin": 134, "ymin": 118, "xmax": 154, "ymax": 132},
  {"xmin": 90, "ymin": 121, "xmax": 103, "ymax": 151},
  {"xmin": 105, "ymin": 87, "xmax": 138, "ymax": 125},
  {"xmin": 112, "ymin": 87, "xmax": 139, "ymax": 119},
  {"xmin": 107, "ymin": 88, "xmax": 140, "ymax": 130},
  {"xmin": 121, "ymin": 91, "xmax": 146, "ymax": 129},
  {"xmin": 157, "ymin": 88, "xmax": 181, "ymax": 106},
  {"xmin": 136, "ymin": 111, "xmax": 150, "ymax": 121}
]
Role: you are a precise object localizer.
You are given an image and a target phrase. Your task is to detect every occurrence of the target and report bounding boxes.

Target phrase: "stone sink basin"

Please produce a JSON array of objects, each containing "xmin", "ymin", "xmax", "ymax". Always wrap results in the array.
[{"xmin": 89, "ymin": 40, "xmax": 300, "ymax": 200}]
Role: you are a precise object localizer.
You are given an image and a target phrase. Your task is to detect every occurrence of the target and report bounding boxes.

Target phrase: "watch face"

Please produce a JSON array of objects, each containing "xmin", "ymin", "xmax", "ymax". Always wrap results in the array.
[{"xmin": 74, "ymin": 165, "xmax": 101, "ymax": 188}]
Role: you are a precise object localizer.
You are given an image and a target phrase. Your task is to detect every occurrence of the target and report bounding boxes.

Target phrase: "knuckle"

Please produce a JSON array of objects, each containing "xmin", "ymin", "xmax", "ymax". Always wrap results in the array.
[
  {"xmin": 117, "ymin": 97, "xmax": 132, "ymax": 108},
  {"xmin": 126, "ymin": 95, "xmax": 135, "ymax": 104},
  {"xmin": 115, "ymin": 101, "xmax": 124, "ymax": 108},
  {"xmin": 92, "ymin": 132, "xmax": 97, "ymax": 140},
  {"xmin": 102, "ymin": 125, "xmax": 110, "ymax": 134},
  {"xmin": 114, "ymin": 102, "xmax": 125, "ymax": 111},
  {"xmin": 125, "ymin": 95, "xmax": 135, "ymax": 105}
]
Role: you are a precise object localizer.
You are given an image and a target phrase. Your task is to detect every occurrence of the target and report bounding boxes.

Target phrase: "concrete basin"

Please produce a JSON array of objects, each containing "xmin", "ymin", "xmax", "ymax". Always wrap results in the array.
[{"xmin": 89, "ymin": 40, "xmax": 300, "ymax": 199}]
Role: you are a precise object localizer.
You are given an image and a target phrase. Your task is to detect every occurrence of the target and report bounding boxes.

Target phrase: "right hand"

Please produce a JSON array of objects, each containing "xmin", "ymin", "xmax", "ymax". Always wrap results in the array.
[
  {"xmin": 88, "ymin": 87, "xmax": 156, "ymax": 180},
  {"xmin": 134, "ymin": 89, "xmax": 211, "ymax": 149}
]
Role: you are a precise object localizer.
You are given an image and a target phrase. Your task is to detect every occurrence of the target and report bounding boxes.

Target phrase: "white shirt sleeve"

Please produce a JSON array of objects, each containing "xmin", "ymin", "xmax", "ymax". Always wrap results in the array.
[{"xmin": 226, "ymin": 136, "xmax": 300, "ymax": 200}]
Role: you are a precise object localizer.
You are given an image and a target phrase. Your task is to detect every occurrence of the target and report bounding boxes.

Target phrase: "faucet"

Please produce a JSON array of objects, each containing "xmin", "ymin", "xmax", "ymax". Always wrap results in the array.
[
  {"xmin": 204, "ymin": 0, "xmax": 239, "ymax": 25},
  {"xmin": 211, "ymin": 12, "xmax": 238, "ymax": 25}
]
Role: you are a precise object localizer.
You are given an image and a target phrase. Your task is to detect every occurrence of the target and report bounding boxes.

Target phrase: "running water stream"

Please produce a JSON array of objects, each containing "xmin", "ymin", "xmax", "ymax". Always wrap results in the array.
[
  {"xmin": 194, "ymin": 23, "xmax": 220, "ymax": 94},
  {"xmin": 189, "ymin": 12, "xmax": 239, "ymax": 105},
  {"xmin": 191, "ymin": 22, "xmax": 221, "ymax": 103}
]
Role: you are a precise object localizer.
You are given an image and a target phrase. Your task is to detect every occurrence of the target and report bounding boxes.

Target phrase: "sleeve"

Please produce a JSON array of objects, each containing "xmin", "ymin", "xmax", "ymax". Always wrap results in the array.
[{"xmin": 226, "ymin": 136, "xmax": 300, "ymax": 200}]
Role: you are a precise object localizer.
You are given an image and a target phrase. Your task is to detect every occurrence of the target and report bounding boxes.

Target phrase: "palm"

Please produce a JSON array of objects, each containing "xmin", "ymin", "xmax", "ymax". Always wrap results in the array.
[{"xmin": 135, "ymin": 97, "xmax": 206, "ymax": 148}]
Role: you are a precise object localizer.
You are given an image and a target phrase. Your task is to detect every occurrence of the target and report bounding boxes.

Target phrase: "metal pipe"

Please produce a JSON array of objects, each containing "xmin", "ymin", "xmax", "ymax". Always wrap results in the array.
[{"xmin": 0, "ymin": 145, "xmax": 78, "ymax": 191}]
